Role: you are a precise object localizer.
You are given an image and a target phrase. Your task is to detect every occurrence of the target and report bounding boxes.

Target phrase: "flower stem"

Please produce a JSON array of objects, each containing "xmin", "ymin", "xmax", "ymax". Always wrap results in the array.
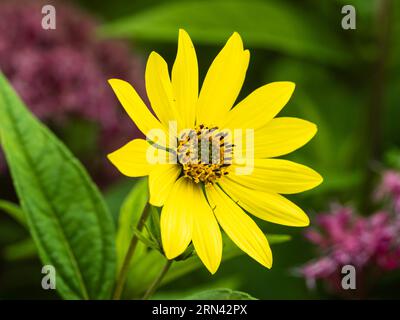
[
  {"xmin": 113, "ymin": 202, "xmax": 151, "ymax": 300},
  {"xmin": 142, "ymin": 259, "xmax": 173, "ymax": 300}
]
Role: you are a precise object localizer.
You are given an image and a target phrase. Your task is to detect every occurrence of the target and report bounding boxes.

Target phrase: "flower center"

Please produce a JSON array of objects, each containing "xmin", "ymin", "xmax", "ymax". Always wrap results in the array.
[{"xmin": 177, "ymin": 125, "xmax": 233, "ymax": 184}]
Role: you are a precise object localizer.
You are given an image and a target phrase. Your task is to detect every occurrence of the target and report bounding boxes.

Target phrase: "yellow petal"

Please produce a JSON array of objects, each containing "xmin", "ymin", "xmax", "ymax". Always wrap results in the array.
[
  {"xmin": 149, "ymin": 164, "xmax": 181, "ymax": 207},
  {"xmin": 196, "ymin": 32, "xmax": 249, "ymax": 126},
  {"xmin": 191, "ymin": 189, "xmax": 222, "ymax": 274},
  {"xmin": 146, "ymin": 52, "xmax": 182, "ymax": 129},
  {"xmin": 206, "ymin": 184, "xmax": 272, "ymax": 268},
  {"xmin": 219, "ymin": 178, "xmax": 309, "ymax": 227},
  {"xmin": 107, "ymin": 139, "xmax": 155, "ymax": 177},
  {"xmin": 252, "ymin": 117, "xmax": 317, "ymax": 158},
  {"xmin": 108, "ymin": 79, "xmax": 165, "ymax": 136},
  {"xmin": 220, "ymin": 82, "xmax": 295, "ymax": 130},
  {"xmin": 161, "ymin": 177, "xmax": 194, "ymax": 259},
  {"xmin": 231, "ymin": 159, "xmax": 323, "ymax": 194},
  {"xmin": 172, "ymin": 29, "xmax": 198, "ymax": 129}
]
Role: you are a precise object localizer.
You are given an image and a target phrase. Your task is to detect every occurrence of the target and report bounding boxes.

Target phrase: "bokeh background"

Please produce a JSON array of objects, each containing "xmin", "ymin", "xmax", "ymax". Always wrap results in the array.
[{"xmin": 1, "ymin": 0, "xmax": 399, "ymax": 299}]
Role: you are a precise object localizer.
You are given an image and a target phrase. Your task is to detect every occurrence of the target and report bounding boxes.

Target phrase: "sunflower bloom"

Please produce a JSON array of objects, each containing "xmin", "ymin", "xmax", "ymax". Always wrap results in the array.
[{"xmin": 107, "ymin": 29, "xmax": 323, "ymax": 274}]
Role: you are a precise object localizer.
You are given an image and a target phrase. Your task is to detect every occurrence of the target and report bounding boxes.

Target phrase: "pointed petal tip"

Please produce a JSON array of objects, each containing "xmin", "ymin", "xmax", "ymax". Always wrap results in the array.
[
  {"xmin": 106, "ymin": 151, "xmax": 128, "ymax": 178},
  {"xmin": 306, "ymin": 171, "xmax": 323, "ymax": 191},
  {"xmin": 263, "ymin": 254, "xmax": 273, "ymax": 269},
  {"xmin": 302, "ymin": 119, "xmax": 318, "ymax": 138},
  {"xmin": 205, "ymin": 262, "xmax": 220, "ymax": 275},
  {"xmin": 231, "ymin": 31, "xmax": 241, "ymax": 39},
  {"xmin": 107, "ymin": 78, "xmax": 117, "ymax": 85},
  {"xmin": 148, "ymin": 51, "xmax": 161, "ymax": 60},
  {"xmin": 256, "ymin": 252, "xmax": 273, "ymax": 269},
  {"xmin": 310, "ymin": 121, "xmax": 318, "ymax": 133},
  {"xmin": 228, "ymin": 31, "xmax": 244, "ymax": 48},
  {"xmin": 298, "ymin": 213, "xmax": 311, "ymax": 227},
  {"xmin": 177, "ymin": 28, "xmax": 195, "ymax": 48},
  {"xmin": 279, "ymin": 81, "xmax": 296, "ymax": 91},
  {"xmin": 316, "ymin": 173, "xmax": 324, "ymax": 186},
  {"xmin": 107, "ymin": 78, "xmax": 125, "ymax": 88},
  {"xmin": 208, "ymin": 268, "xmax": 218, "ymax": 275},
  {"xmin": 106, "ymin": 151, "xmax": 116, "ymax": 163},
  {"xmin": 178, "ymin": 28, "xmax": 189, "ymax": 37},
  {"xmin": 164, "ymin": 249, "xmax": 179, "ymax": 261},
  {"xmin": 149, "ymin": 196, "xmax": 162, "ymax": 207}
]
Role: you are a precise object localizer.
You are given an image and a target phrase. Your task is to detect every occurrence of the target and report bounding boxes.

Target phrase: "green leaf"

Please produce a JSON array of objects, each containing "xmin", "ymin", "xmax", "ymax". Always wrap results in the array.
[
  {"xmin": 133, "ymin": 227, "xmax": 160, "ymax": 251},
  {"xmin": 153, "ymin": 276, "xmax": 242, "ymax": 299},
  {"xmin": 100, "ymin": 0, "xmax": 349, "ymax": 65},
  {"xmin": 0, "ymin": 200, "xmax": 26, "ymax": 227},
  {"xmin": 385, "ymin": 148, "xmax": 400, "ymax": 170},
  {"xmin": 185, "ymin": 288, "xmax": 257, "ymax": 300},
  {"xmin": 163, "ymin": 233, "xmax": 290, "ymax": 284},
  {"xmin": 124, "ymin": 233, "xmax": 290, "ymax": 298},
  {"xmin": 115, "ymin": 177, "xmax": 148, "ymax": 272},
  {"xmin": 2, "ymin": 238, "xmax": 37, "ymax": 261},
  {"xmin": 104, "ymin": 179, "xmax": 135, "ymax": 222},
  {"xmin": 0, "ymin": 73, "xmax": 116, "ymax": 300},
  {"xmin": 147, "ymin": 205, "xmax": 162, "ymax": 246}
]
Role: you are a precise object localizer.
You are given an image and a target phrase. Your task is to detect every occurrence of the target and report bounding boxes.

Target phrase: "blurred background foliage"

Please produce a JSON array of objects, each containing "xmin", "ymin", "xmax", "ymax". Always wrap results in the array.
[{"xmin": 0, "ymin": 0, "xmax": 399, "ymax": 299}]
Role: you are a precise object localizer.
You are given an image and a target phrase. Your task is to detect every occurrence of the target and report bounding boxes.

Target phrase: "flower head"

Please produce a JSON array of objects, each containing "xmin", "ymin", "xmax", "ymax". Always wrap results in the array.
[{"xmin": 108, "ymin": 29, "xmax": 323, "ymax": 273}]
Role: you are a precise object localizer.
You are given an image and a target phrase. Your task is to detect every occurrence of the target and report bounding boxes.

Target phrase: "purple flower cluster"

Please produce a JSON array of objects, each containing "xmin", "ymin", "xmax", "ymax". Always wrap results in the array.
[
  {"xmin": 300, "ymin": 172, "xmax": 400, "ymax": 293},
  {"xmin": 0, "ymin": 0, "xmax": 145, "ymax": 182}
]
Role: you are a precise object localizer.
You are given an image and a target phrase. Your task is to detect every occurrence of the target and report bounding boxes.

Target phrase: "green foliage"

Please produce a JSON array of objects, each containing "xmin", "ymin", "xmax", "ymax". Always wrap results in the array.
[
  {"xmin": 100, "ymin": 0, "xmax": 349, "ymax": 65},
  {"xmin": 2, "ymin": 238, "xmax": 37, "ymax": 261},
  {"xmin": 185, "ymin": 288, "xmax": 256, "ymax": 300},
  {"xmin": 0, "ymin": 73, "xmax": 116, "ymax": 300},
  {"xmin": 124, "ymin": 230, "xmax": 290, "ymax": 298},
  {"xmin": 385, "ymin": 148, "xmax": 400, "ymax": 170},
  {"xmin": 0, "ymin": 200, "xmax": 26, "ymax": 227},
  {"xmin": 116, "ymin": 178, "xmax": 148, "ymax": 272}
]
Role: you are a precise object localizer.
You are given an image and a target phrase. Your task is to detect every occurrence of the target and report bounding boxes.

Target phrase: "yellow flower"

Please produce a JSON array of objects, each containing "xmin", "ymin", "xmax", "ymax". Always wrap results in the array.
[{"xmin": 107, "ymin": 29, "xmax": 322, "ymax": 274}]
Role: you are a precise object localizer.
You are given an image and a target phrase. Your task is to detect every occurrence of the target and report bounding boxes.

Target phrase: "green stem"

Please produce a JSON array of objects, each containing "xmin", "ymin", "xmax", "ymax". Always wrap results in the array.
[
  {"xmin": 113, "ymin": 202, "xmax": 151, "ymax": 300},
  {"xmin": 142, "ymin": 259, "xmax": 173, "ymax": 300},
  {"xmin": 362, "ymin": 0, "xmax": 392, "ymax": 213}
]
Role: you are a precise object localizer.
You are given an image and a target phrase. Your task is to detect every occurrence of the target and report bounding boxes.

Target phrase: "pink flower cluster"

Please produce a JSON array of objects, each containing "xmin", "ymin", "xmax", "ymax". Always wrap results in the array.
[
  {"xmin": 0, "ymin": 0, "xmax": 145, "ymax": 182},
  {"xmin": 375, "ymin": 170, "xmax": 400, "ymax": 213},
  {"xmin": 300, "ymin": 172, "xmax": 400, "ymax": 291}
]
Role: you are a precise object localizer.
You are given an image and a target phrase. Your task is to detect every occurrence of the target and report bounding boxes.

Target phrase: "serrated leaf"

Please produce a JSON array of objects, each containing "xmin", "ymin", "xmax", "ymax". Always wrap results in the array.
[{"xmin": 0, "ymin": 73, "xmax": 116, "ymax": 300}]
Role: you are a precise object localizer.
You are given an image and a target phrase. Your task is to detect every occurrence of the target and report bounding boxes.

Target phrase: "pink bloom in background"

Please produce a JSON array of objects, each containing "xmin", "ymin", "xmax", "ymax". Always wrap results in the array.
[
  {"xmin": 0, "ymin": 0, "xmax": 145, "ymax": 184},
  {"xmin": 300, "ymin": 196, "xmax": 400, "ymax": 295},
  {"xmin": 375, "ymin": 170, "xmax": 400, "ymax": 213}
]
